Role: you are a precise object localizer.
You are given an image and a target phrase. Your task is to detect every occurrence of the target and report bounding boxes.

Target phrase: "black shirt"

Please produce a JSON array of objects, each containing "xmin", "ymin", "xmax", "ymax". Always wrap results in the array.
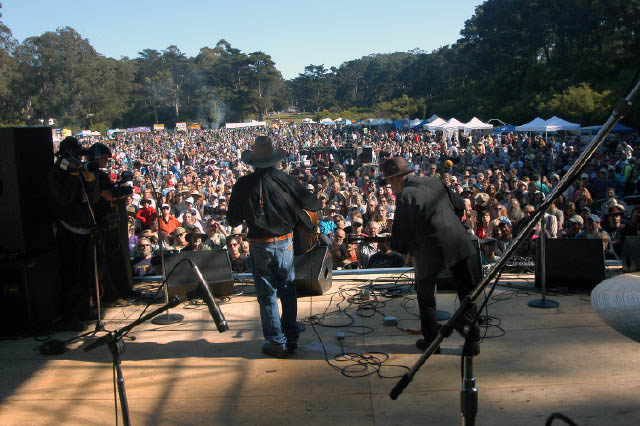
[{"xmin": 227, "ymin": 167, "xmax": 320, "ymax": 238}]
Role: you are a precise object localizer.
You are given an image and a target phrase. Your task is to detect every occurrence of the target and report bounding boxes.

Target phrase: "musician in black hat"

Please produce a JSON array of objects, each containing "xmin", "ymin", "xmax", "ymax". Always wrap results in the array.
[
  {"xmin": 49, "ymin": 137, "xmax": 100, "ymax": 332},
  {"xmin": 381, "ymin": 157, "xmax": 481, "ymax": 353},
  {"xmin": 227, "ymin": 135, "xmax": 320, "ymax": 358}
]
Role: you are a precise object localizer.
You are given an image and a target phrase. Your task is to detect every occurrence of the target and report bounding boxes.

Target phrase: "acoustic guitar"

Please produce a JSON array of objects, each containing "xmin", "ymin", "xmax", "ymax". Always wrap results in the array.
[{"xmin": 293, "ymin": 209, "xmax": 319, "ymax": 256}]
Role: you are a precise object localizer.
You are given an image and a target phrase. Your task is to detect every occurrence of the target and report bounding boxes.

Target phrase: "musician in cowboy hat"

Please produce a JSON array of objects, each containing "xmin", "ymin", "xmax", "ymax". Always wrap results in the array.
[
  {"xmin": 227, "ymin": 135, "xmax": 321, "ymax": 358},
  {"xmin": 381, "ymin": 156, "xmax": 482, "ymax": 354}
]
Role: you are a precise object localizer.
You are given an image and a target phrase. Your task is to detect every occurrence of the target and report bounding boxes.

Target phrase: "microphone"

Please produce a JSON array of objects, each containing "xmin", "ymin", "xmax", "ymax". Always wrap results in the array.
[{"xmin": 186, "ymin": 259, "xmax": 229, "ymax": 332}]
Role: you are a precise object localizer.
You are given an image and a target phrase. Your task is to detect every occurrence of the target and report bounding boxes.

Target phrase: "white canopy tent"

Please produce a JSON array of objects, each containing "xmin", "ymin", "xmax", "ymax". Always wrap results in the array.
[
  {"xmin": 545, "ymin": 116, "xmax": 580, "ymax": 132},
  {"xmin": 463, "ymin": 117, "xmax": 493, "ymax": 133},
  {"xmin": 426, "ymin": 117, "xmax": 447, "ymax": 131},
  {"xmin": 515, "ymin": 117, "xmax": 548, "ymax": 132},
  {"xmin": 319, "ymin": 118, "xmax": 334, "ymax": 125}
]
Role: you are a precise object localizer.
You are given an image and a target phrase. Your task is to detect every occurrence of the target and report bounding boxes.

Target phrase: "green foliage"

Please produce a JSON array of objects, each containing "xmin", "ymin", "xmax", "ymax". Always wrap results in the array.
[
  {"xmin": 0, "ymin": 1, "xmax": 639, "ymax": 130},
  {"xmin": 537, "ymin": 83, "xmax": 616, "ymax": 124}
]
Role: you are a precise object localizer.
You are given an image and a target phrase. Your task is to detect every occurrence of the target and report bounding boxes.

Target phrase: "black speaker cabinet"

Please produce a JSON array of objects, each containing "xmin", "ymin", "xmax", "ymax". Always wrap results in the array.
[
  {"xmin": 0, "ymin": 249, "xmax": 61, "ymax": 334},
  {"xmin": 535, "ymin": 239, "xmax": 605, "ymax": 291},
  {"xmin": 437, "ymin": 238, "xmax": 483, "ymax": 291},
  {"xmin": 622, "ymin": 236, "xmax": 640, "ymax": 272},
  {"xmin": 356, "ymin": 146, "xmax": 374, "ymax": 164},
  {"xmin": 163, "ymin": 250, "xmax": 234, "ymax": 297},
  {"xmin": 0, "ymin": 127, "xmax": 55, "ymax": 255},
  {"xmin": 294, "ymin": 246, "xmax": 333, "ymax": 295}
]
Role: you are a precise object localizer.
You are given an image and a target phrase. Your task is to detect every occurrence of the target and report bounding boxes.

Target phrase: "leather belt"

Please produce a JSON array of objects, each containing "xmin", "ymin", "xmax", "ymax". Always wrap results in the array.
[{"xmin": 251, "ymin": 232, "xmax": 293, "ymax": 243}]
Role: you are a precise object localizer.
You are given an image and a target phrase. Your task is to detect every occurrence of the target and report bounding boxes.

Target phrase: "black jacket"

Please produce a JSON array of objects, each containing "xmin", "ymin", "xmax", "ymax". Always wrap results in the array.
[
  {"xmin": 48, "ymin": 165, "xmax": 101, "ymax": 229},
  {"xmin": 391, "ymin": 175, "xmax": 474, "ymax": 273},
  {"xmin": 227, "ymin": 168, "xmax": 320, "ymax": 238}
]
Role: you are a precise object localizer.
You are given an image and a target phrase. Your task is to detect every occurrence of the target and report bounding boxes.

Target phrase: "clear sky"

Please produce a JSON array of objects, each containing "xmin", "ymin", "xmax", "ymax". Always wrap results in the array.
[{"xmin": 2, "ymin": 0, "xmax": 483, "ymax": 80}]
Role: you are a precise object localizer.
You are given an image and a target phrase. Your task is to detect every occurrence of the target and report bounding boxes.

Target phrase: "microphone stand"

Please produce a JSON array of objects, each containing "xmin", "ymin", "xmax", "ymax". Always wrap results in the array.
[
  {"xmin": 84, "ymin": 276, "xmax": 228, "ymax": 426},
  {"xmin": 389, "ymin": 78, "xmax": 640, "ymax": 425},
  {"xmin": 75, "ymin": 169, "xmax": 105, "ymax": 332},
  {"xmin": 147, "ymin": 171, "xmax": 184, "ymax": 325}
]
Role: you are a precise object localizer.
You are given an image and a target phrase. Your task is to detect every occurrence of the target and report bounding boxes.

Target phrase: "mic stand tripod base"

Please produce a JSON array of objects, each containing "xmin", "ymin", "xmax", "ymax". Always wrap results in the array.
[
  {"xmin": 94, "ymin": 320, "xmax": 105, "ymax": 332},
  {"xmin": 151, "ymin": 313, "xmax": 184, "ymax": 325},
  {"xmin": 528, "ymin": 298, "xmax": 559, "ymax": 309}
]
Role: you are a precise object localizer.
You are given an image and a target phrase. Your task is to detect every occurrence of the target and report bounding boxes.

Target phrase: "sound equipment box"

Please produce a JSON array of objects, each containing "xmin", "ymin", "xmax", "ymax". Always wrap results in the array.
[
  {"xmin": 0, "ymin": 249, "xmax": 61, "ymax": 335},
  {"xmin": 437, "ymin": 238, "xmax": 483, "ymax": 291},
  {"xmin": 621, "ymin": 236, "xmax": 640, "ymax": 273},
  {"xmin": 356, "ymin": 146, "xmax": 374, "ymax": 164},
  {"xmin": 0, "ymin": 127, "xmax": 55, "ymax": 255},
  {"xmin": 163, "ymin": 249, "xmax": 234, "ymax": 298},
  {"xmin": 535, "ymin": 239, "xmax": 605, "ymax": 291},
  {"xmin": 294, "ymin": 245, "xmax": 333, "ymax": 295}
]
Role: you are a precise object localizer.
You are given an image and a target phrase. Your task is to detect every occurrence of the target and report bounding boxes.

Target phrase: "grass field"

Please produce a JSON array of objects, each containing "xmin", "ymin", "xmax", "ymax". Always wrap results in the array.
[{"xmin": 266, "ymin": 112, "xmax": 316, "ymax": 123}]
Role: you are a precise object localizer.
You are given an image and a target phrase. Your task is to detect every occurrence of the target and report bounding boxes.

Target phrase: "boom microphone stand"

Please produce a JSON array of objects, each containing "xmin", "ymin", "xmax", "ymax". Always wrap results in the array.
[
  {"xmin": 389, "ymin": 77, "xmax": 640, "ymax": 426},
  {"xmin": 84, "ymin": 267, "xmax": 228, "ymax": 426}
]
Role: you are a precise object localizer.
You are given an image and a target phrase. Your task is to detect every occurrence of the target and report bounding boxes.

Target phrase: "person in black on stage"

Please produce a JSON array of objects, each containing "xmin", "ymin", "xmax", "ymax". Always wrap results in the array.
[
  {"xmin": 49, "ymin": 137, "xmax": 101, "ymax": 332},
  {"xmin": 381, "ymin": 157, "xmax": 481, "ymax": 353},
  {"xmin": 88, "ymin": 142, "xmax": 138, "ymax": 301},
  {"xmin": 227, "ymin": 135, "xmax": 320, "ymax": 358}
]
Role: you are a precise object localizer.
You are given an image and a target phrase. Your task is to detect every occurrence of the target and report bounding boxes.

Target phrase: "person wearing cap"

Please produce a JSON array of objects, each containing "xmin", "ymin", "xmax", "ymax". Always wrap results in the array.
[
  {"xmin": 170, "ymin": 226, "xmax": 189, "ymax": 251},
  {"xmin": 576, "ymin": 214, "xmax": 612, "ymax": 252},
  {"xmin": 602, "ymin": 203, "xmax": 627, "ymax": 258},
  {"xmin": 49, "ymin": 136, "xmax": 101, "ymax": 332},
  {"xmin": 563, "ymin": 215, "xmax": 584, "ymax": 238},
  {"xmin": 380, "ymin": 157, "xmax": 481, "ymax": 354},
  {"xmin": 158, "ymin": 203, "xmax": 180, "ymax": 241},
  {"xmin": 183, "ymin": 227, "xmax": 208, "ymax": 251},
  {"xmin": 227, "ymin": 135, "xmax": 321, "ymax": 359}
]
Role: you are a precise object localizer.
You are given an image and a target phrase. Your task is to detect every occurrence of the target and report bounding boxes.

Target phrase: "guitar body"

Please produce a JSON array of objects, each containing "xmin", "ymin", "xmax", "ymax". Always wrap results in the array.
[{"xmin": 293, "ymin": 209, "xmax": 319, "ymax": 256}]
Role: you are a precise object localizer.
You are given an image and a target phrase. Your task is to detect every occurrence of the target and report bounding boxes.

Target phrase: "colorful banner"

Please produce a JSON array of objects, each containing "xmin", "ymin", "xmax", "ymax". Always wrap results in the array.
[
  {"xmin": 153, "ymin": 123, "xmax": 165, "ymax": 132},
  {"xmin": 176, "ymin": 122, "xmax": 187, "ymax": 132},
  {"xmin": 188, "ymin": 123, "xmax": 201, "ymax": 130},
  {"xmin": 126, "ymin": 127, "xmax": 151, "ymax": 134}
]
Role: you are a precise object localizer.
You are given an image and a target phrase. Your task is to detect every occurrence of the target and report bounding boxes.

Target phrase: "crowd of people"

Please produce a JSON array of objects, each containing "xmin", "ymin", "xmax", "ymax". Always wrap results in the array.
[{"xmin": 80, "ymin": 122, "xmax": 640, "ymax": 276}]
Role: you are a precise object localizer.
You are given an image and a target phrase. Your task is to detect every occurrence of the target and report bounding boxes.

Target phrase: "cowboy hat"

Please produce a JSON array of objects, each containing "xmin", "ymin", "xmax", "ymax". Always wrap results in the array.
[
  {"xmin": 381, "ymin": 157, "xmax": 411, "ymax": 179},
  {"xmin": 241, "ymin": 135, "xmax": 286, "ymax": 168}
]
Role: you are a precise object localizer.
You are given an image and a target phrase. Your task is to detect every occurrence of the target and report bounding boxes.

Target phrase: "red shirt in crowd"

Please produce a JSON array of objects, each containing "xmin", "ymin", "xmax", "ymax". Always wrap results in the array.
[{"xmin": 136, "ymin": 206, "xmax": 157, "ymax": 229}]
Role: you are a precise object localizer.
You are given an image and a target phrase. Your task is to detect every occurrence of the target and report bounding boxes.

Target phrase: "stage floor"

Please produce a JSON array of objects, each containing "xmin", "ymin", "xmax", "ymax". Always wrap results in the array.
[{"xmin": 1, "ymin": 271, "xmax": 639, "ymax": 425}]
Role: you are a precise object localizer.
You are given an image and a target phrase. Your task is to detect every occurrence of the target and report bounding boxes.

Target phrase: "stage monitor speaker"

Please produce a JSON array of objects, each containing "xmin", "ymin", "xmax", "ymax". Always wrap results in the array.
[
  {"xmin": 356, "ymin": 146, "xmax": 373, "ymax": 164},
  {"xmin": 0, "ymin": 127, "xmax": 55, "ymax": 255},
  {"xmin": 437, "ymin": 238, "xmax": 483, "ymax": 291},
  {"xmin": 163, "ymin": 250, "xmax": 234, "ymax": 298},
  {"xmin": 535, "ymin": 239, "xmax": 605, "ymax": 291},
  {"xmin": 294, "ymin": 246, "xmax": 333, "ymax": 295},
  {"xmin": 621, "ymin": 236, "xmax": 640, "ymax": 273},
  {"xmin": 0, "ymin": 249, "xmax": 61, "ymax": 335}
]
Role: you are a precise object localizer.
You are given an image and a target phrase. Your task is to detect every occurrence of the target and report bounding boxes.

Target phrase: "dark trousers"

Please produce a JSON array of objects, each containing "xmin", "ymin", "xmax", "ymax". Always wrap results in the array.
[
  {"xmin": 416, "ymin": 256, "xmax": 477, "ymax": 341},
  {"xmin": 56, "ymin": 225, "xmax": 93, "ymax": 320}
]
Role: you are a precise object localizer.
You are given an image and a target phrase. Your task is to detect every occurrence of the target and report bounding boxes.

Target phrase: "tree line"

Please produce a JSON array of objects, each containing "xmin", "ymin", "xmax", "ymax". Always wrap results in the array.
[{"xmin": 1, "ymin": 0, "xmax": 639, "ymax": 131}]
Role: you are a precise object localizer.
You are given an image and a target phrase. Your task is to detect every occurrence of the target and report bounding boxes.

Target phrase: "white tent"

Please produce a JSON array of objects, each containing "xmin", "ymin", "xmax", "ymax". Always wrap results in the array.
[
  {"xmin": 409, "ymin": 118, "xmax": 424, "ymax": 128},
  {"xmin": 515, "ymin": 117, "xmax": 548, "ymax": 132},
  {"xmin": 319, "ymin": 118, "xmax": 334, "ymax": 125},
  {"xmin": 426, "ymin": 117, "xmax": 447, "ymax": 131},
  {"xmin": 545, "ymin": 116, "xmax": 580, "ymax": 132},
  {"xmin": 463, "ymin": 117, "xmax": 493, "ymax": 132},
  {"xmin": 301, "ymin": 118, "xmax": 316, "ymax": 124}
]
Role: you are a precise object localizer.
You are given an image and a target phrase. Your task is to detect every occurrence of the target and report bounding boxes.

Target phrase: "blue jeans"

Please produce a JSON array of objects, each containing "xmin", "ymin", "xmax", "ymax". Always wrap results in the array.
[{"xmin": 250, "ymin": 236, "xmax": 298, "ymax": 347}]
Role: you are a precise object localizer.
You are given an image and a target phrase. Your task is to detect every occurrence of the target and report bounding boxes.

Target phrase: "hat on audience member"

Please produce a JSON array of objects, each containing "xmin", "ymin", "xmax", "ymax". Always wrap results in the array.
[
  {"xmin": 185, "ymin": 197, "xmax": 194, "ymax": 204},
  {"xmin": 587, "ymin": 214, "xmax": 600, "ymax": 223},
  {"xmin": 608, "ymin": 203, "xmax": 625, "ymax": 214},
  {"xmin": 568, "ymin": 215, "xmax": 584, "ymax": 226},
  {"xmin": 306, "ymin": 184, "xmax": 315, "ymax": 191},
  {"xmin": 474, "ymin": 192, "xmax": 490, "ymax": 207}
]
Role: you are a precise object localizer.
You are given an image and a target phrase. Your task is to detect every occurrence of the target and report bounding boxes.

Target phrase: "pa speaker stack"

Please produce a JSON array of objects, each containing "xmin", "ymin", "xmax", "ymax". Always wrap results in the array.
[{"xmin": 535, "ymin": 239, "xmax": 605, "ymax": 291}]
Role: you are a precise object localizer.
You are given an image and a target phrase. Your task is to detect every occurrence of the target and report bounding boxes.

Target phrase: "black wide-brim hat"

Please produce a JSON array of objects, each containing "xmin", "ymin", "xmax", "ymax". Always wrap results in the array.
[
  {"xmin": 241, "ymin": 135, "xmax": 286, "ymax": 168},
  {"xmin": 381, "ymin": 157, "xmax": 411, "ymax": 179}
]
